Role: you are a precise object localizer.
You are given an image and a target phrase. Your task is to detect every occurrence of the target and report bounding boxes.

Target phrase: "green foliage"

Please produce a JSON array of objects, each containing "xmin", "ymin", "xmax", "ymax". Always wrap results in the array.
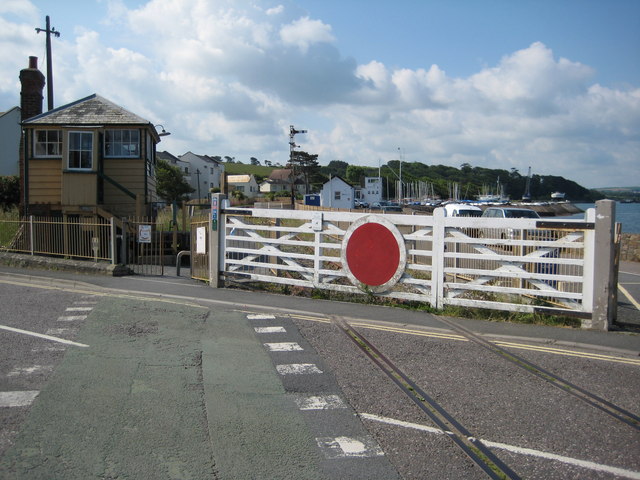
[
  {"xmin": 156, "ymin": 160, "xmax": 194, "ymax": 206},
  {"xmin": 289, "ymin": 150, "xmax": 321, "ymax": 194},
  {"xmin": 0, "ymin": 176, "xmax": 19, "ymax": 211},
  {"xmin": 320, "ymin": 160, "xmax": 349, "ymax": 178}
]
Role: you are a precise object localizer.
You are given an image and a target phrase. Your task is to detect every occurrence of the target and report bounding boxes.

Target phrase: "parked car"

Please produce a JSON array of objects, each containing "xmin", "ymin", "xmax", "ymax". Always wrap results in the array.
[
  {"xmin": 354, "ymin": 200, "xmax": 369, "ymax": 208},
  {"xmin": 372, "ymin": 201, "xmax": 402, "ymax": 212},
  {"xmin": 481, "ymin": 207, "xmax": 540, "ymax": 219},
  {"xmin": 480, "ymin": 207, "xmax": 541, "ymax": 243},
  {"xmin": 442, "ymin": 203, "xmax": 483, "ymax": 217}
]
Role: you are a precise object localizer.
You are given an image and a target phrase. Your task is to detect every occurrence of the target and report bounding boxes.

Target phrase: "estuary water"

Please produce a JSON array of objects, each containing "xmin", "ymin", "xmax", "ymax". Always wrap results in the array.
[{"xmin": 565, "ymin": 202, "xmax": 640, "ymax": 233}]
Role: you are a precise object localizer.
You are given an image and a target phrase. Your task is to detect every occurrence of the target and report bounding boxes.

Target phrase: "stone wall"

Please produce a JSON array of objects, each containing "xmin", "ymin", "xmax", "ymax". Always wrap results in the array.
[{"xmin": 620, "ymin": 233, "xmax": 640, "ymax": 262}]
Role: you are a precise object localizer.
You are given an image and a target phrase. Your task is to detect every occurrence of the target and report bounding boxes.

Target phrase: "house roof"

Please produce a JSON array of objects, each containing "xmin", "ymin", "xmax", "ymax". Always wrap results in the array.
[
  {"xmin": 268, "ymin": 169, "xmax": 293, "ymax": 181},
  {"xmin": 180, "ymin": 152, "xmax": 223, "ymax": 165},
  {"xmin": 227, "ymin": 174, "xmax": 254, "ymax": 183},
  {"xmin": 157, "ymin": 151, "xmax": 184, "ymax": 164},
  {"xmin": 22, "ymin": 94, "xmax": 155, "ymax": 129},
  {"xmin": 0, "ymin": 106, "xmax": 20, "ymax": 119}
]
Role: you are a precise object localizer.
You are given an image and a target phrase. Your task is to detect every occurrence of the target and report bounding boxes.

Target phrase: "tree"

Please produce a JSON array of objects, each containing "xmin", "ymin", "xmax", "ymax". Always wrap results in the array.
[
  {"xmin": 250, "ymin": 157, "xmax": 260, "ymax": 166},
  {"xmin": 289, "ymin": 150, "xmax": 321, "ymax": 194},
  {"xmin": 156, "ymin": 160, "xmax": 194, "ymax": 206},
  {"xmin": 345, "ymin": 165, "xmax": 368, "ymax": 185}
]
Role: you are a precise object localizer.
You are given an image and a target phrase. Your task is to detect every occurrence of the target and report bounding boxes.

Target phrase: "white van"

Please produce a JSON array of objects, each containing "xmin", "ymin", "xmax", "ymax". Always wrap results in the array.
[{"xmin": 442, "ymin": 203, "xmax": 483, "ymax": 217}]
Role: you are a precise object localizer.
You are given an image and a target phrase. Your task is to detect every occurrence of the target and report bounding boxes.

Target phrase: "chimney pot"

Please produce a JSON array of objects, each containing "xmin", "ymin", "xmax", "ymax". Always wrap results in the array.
[{"xmin": 28, "ymin": 56, "xmax": 38, "ymax": 69}]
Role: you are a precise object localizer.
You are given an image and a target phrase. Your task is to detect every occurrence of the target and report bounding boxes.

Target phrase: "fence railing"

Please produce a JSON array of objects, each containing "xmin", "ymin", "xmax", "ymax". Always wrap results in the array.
[
  {"xmin": 218, "ymin": 201, "xmax": 616, "ymax": 328},
  {"xmin": 0, "ymin": 216, "xmax": 116, "ymax": 262}
]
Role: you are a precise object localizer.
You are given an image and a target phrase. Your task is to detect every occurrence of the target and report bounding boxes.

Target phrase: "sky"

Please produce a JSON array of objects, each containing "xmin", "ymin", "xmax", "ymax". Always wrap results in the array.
[{"xmin": 1, "ymin": 0, "xmax": 639, "ymax": 189}]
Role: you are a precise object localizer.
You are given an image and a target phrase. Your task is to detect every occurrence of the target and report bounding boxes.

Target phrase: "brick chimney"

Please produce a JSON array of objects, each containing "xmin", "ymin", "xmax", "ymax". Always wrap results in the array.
[{"xmin": 19, "ymin": 56, "xmax": 45, "ymax": 121}]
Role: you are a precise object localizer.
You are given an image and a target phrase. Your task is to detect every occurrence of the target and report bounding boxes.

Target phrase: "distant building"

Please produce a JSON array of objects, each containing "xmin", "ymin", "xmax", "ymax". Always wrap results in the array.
[
  {"xmin": 178, "ymin": 152, "xmax": 224, "ymax": 200},
  {"xmin": 355, "ymin": 176, "xmax": 382, "ymax": 205},
  {"xmin": 227, "ymin": 174, "xmax": 260, "ymax": 198},
  {"xmin": 0, "ymin": 106, "xmax": 21, "ymax": 176},
  {"xmin": 259, "ymin": 168, "xmax": 305, "ymax": 195},
  {"xmin": 320, "ymin": 176, "xmax": 354, "ymax": 209}
]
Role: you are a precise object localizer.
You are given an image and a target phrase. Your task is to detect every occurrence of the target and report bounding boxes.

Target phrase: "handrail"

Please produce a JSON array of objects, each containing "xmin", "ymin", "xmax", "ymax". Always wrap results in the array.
[
  {"xmin": 96, "ymin": 171, "xmax": 136, "ymax": 199},
  {"xmin": 176, "ymin": 250, "xmax": 191, "ymax": 276}
]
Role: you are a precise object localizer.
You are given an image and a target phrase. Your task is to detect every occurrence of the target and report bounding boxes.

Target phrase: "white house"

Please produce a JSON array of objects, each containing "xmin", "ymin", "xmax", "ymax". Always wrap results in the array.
[
  {"xmin": 0, "ymin": 106, "xmax": 21, "ymax": 176},
  {"xmin": 227, "ymin": 174, "xmax": 260, "ymax": 198},
  {"xmin": 355, "ymin": 176, "xmax": 383, "ymax": 205},
  {"xmin": 179, "ymin": 152, "xmax": 224, "ymax": 200},
  {"xmin": 320, "ymin": 176, "xmax": 354, "ymax": 209},
  {"xmin": 259, "ymin": 169, "xmax": 305, "ymax": 195}
]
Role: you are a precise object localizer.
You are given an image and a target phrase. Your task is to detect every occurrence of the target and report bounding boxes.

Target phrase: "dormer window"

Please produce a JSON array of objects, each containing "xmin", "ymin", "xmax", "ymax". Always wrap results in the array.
[
  {"xmin": 105, "ymin": 129, "xmax": 140, "ymax": 158},
  {"xmin": 34, "ymin": 129, "xmax": 62, "ymax": 157}
]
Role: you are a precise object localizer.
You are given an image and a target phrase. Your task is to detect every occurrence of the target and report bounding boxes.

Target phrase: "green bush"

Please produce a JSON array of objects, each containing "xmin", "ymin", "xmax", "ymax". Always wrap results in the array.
[{"xmin": 0, "ymin": 176, "xmax": 19, "ymax": 211}]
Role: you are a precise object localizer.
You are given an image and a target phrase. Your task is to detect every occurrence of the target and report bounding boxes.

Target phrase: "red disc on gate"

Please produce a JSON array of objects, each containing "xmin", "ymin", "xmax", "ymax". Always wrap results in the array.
[{"xmin": 342, "ymin": 217, "xmax": 406, "ymax": 292}]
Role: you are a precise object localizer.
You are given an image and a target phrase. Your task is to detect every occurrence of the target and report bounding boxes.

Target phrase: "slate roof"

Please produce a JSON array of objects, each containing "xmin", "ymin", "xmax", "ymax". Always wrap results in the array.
[{"xmin": 23, "ymin": 94, "xmax": 152, "ymax": 127}]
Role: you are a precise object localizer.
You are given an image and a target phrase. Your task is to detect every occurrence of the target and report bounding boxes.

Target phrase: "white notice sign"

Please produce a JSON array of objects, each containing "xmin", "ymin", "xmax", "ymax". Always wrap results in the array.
[
  {"xmin": 138, "ymin": 224, "xmax": 152, "ymax": 243},
  {"xmin": 196, "ymin": 227, "xmax": 206, "ymax": 254}
]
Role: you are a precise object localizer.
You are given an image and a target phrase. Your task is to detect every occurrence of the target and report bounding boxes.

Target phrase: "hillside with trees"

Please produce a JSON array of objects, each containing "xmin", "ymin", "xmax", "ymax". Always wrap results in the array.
[{"xmin": 207, "ymin": 155, "xmax": 602, "ymax": 202}]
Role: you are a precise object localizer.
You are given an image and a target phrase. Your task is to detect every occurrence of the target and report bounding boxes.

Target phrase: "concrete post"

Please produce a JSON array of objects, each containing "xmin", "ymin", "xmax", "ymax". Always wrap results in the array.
[
  {"xmin": 432, "ymin": 207, "xmax": 446, "ymax": 309},
  {"xmin": 209, "ymin": 193, "xmax": 226, "ymax": 288},
  {"xmin": 588, "ymin": 199, "xmax": 617, "ymax": 330}
]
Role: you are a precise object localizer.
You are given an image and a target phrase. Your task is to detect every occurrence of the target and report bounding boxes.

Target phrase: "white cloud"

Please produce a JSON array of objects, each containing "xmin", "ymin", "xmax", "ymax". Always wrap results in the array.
[
  {"xmin": 0, "ymin": 1, "xmax": 637, "ymax": 187},
  {"xmin": 279, "ymin": 16, "xmax": 335, "ymax": 53}
]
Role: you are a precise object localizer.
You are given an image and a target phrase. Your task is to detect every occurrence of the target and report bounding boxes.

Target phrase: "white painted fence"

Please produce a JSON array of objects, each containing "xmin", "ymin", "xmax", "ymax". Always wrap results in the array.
[{"xmin": 214, "ymin": 197, "xmax": 617, "ymax": 329}]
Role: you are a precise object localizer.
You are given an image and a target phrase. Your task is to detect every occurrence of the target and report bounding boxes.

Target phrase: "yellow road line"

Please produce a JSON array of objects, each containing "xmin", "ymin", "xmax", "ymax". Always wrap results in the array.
[
  {"xmin": 0, "ymin": 278, "xmax": 207, "ymax": 309},
  {"xmin": 289, "ymin": 314, "xmax": 638, "ymax": 366},
  {"xmin": 619, "ymin": 284, "xmax": 640, "ymax": 311},
  {"xmin": 494, "ymin": 341, "xmax": 640, "ymax": 366}
]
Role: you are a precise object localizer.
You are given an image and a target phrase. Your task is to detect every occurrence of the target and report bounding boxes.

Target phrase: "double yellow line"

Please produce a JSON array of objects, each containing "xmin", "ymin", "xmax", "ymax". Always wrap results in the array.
[{"xmin": 289, "ymin": 314, "xmax": 640, "ymax": 366}]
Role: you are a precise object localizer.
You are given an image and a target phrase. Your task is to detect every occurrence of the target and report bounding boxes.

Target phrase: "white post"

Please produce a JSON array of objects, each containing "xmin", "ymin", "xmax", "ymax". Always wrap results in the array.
[
  {"xmin": 581, "ymin": 208, "xmax": 595, "ymax": 319},
  {"xmin": 432, "ymin": 207, "xmax": 446, "ymax": 309},
  {"xmin": 29, "ymin": 215, "xmax": 34, "ymax": 255},
  {"xmin": 110, "ymin": 217, "xmax": 116, "ymax": 264}
]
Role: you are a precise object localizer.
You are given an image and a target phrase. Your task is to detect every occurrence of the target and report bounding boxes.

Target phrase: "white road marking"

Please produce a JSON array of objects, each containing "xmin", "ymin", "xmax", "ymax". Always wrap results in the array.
[
  {"xmin": 65, "ymin": 307, "xmax": 93, "ymax": 312},
  {"xmin": 276, "ymin": 363, "xmax": 323, "ymax": 375},
  {"xmin": 254, "ymin": 326, "xmax": 287, "ymax": 333},
  {"xmin": 264, "ymin": 342, "xmax": 303, "ymax": 352},
  {"xmin": 0, "ymin": 324, "xmax": 89, "ymax": 347},
  {"xmin": 247, "ymin": 314, "xmax": 276, "ymax": 320},
  {"xmin": 57, "ymin": 315, "xmax": 87, "ymax": 322},
  {"xmin": 7, "ymin": 365, "xmax": 53, "ymax": 377},
  {"xmin": 294, "ymin": 395, "xmax": 347, "ymax": 410},
  {"xmin": 0, "ymin": 391, "xmax": 39, "ymax": 407},
  {"xmin": 73, "ymin": 301, "xmax": 97, "ymax": 305},
  {"xmin": 361, "ymin": 413, "xmax": 640, "ymax": 479},
  {"xmin": 619, "ymin": 284, "xmax": 640, "ymax": 311},
  {"xmin": 316, "ymin": 436, "xmax": 384, "ymax": 459}
]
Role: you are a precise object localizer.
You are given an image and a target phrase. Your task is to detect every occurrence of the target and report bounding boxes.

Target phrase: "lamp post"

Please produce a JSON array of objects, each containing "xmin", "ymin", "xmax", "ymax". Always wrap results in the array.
[{"xmin": 154, "ymin": 124, "xmax": 171, "ymax": 137}]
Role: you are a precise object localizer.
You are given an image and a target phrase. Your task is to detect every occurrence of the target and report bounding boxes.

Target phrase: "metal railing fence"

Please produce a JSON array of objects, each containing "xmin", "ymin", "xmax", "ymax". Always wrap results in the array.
[{"xmin": 0, "ymin": 215, "xmax": 115, "ymax": 262}]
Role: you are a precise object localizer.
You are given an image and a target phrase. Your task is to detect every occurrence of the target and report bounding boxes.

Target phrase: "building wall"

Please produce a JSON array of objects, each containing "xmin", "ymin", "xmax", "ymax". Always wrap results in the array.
[
  {"xmin": 0, "ymin": 108, "xmax": 21, "ymax": 176},
  {"xmin": 320, "ymin": 177, "xmax": 354, "ymax": 209},
  {"xmin": 28, "ymin": 158, "xmax": 62, "ymax": 205}
]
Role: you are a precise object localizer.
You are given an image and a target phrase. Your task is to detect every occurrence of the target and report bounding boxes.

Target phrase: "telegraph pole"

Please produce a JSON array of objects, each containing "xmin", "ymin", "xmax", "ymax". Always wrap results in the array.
[{"xmin": 36, "ymin": 15, "xmax": 60, "ymax": 111}]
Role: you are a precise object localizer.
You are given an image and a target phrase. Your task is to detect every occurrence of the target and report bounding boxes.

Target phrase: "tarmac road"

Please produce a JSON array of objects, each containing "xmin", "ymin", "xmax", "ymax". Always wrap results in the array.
[{"xmin": 0, "ymin": 263, "xmax": 639, "ymax": 479}]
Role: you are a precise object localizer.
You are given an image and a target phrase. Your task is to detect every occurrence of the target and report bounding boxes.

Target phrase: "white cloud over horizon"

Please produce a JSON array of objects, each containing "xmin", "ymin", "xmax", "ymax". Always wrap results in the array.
[{"xmin": 0, "ymin": 0, "xmax": 638, "ymax": 188}]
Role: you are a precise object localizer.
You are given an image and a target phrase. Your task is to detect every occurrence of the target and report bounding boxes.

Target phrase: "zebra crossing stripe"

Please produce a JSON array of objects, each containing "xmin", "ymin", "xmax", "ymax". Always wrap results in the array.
[
  {"xmin": 254, "ymin": 326, "xmax": 286, "ymax": 333},
  {"xmin": 247, "ymin": 314, "xmax": 276, "ymax": 320},
  {"xmin": 58, "ymin": 315, "xmax": 87, "ymax": 322},
  {"xmin": 0, "ymin": 391, "xmax": 39, "ymax": 407},
  {"xmin": 294, "ymin": 395, "xmax": 346, "ymax": 410},
  {"xmin": 65, "ymin": 307, "xmax": 93, "ymax": 312},
  {"xmin": 276, "ymin": 364, "xmax": 323, "ymax": 375},
  {"xmin": 264, "ymin": 342, "xmax": 303, "ymax": 352}
]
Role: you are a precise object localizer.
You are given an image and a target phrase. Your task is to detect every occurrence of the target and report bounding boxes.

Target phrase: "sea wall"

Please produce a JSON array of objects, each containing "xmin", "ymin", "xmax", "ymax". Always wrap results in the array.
[{"xmin": 620, "ymin": 233, "xmax": 640, "ymax": 263}]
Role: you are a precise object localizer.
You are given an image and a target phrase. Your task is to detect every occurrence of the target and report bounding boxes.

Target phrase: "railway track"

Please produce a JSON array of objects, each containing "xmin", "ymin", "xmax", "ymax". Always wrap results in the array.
[{"xmin": 314, "ymin": 314, "xmax": 640, "ymax": 479}]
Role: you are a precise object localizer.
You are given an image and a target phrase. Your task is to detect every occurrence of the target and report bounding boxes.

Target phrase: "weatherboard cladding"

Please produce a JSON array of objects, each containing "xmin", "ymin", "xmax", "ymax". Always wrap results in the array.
[{"xmin": 23, "ymin": 94, "xmax": 151, "ymax": 126}]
